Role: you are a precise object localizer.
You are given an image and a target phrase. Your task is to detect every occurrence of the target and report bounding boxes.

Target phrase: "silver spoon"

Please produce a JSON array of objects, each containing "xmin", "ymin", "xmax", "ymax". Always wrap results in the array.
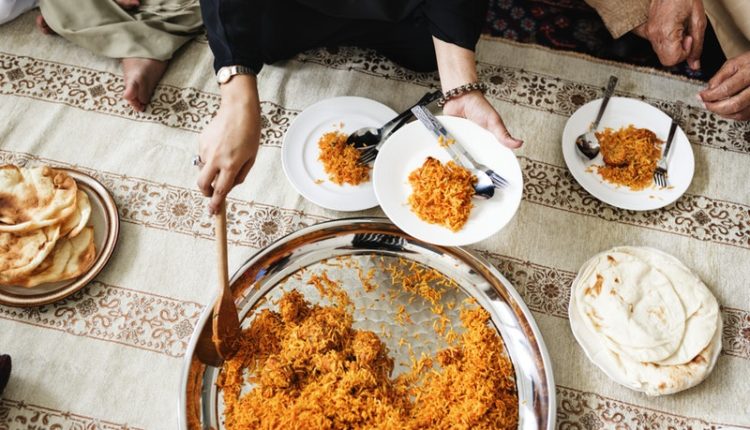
[
  {"xmin": 346, "ymin": 90, "xmax": 443, "ymax": 149},
  {"xmin": 575, "ymin": 75, "xmax": 618, "ymax": 159}
]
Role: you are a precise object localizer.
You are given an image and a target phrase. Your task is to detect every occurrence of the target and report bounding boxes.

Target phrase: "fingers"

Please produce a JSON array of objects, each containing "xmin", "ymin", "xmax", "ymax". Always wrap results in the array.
[
  {"xmin": 488, "ymin": 115, "xmax": 523, "ymax": 149},
  {"xmin": 209, "ymin": 168, "xmax": 239, "ymax": 215},
  {"xmin": 651, "ymin": 28, "xmax": 689, "ymax": 67},
  {"xmin": 197, "ymin": 164, "xmax": 219, "ymax": 197},
  {"xmin": 725, "ymin": 106, "xmax": 750, "ymax": 121},
  {"xmin": 703, "ymin": 60, "xmax": 741, "ymax": 97},
  {"xmin": 703, "ymin": 86, "xmax": 750, "ymax": 117},
  {"xmin": 686, "ymin": 1, "xmax": 706, "ymax": 70},
  {"xmin": 699, "ymin": 67, "xmax": 749, "ymax": 102}
]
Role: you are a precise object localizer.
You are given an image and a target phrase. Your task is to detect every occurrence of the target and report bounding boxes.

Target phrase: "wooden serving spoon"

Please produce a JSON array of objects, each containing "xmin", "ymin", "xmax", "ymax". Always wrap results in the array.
[{"xmin": 195, "ymin": 201, "xmax": 241, "ymax": 367}]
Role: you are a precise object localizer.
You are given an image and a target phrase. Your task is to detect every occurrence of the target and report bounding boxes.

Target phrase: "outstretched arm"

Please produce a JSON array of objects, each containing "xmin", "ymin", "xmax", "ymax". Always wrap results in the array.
[
  {"xmin": 433, "ymin": 37, "xmax": 523, "ymax": 148},
  {"xmin": 197, "ymin": 0, "xmax": 264, "ymax": 214}
]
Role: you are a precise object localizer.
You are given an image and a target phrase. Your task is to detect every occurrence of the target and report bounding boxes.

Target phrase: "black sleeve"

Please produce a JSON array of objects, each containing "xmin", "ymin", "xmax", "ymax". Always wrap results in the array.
[
  {"xmin": 423, "ymin": 0, "xmax": 488, "ymax": 51},
  {"xmin": 199, "ymin": 0, "xmax": 264, "ymax": 73}
]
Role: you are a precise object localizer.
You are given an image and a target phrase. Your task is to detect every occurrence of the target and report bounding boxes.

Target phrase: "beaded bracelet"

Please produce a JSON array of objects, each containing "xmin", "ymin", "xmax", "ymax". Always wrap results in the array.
[{"xmin": 437, "ymin": 82, "xmax": 488, "ymax": 108}]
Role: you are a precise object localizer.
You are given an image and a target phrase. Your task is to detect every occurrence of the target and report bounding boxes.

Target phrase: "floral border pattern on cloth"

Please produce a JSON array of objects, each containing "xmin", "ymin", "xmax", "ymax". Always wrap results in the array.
[
  {"xmin": 555, "ymin": 385, "xmax": 749, "ymax": 429},
  {"xmin": 0, "ymin": 282, "xmax": 204, "ymax": 358},
  {"xmin": 3, "ymin": 149, "xmax": 747, "ymax": 251},
  {"xmin": 0, "ymin": 53, "xmax": 297, "ymax": 146},
  {"xmin": 2, "ymin": 50, "xmax": 748, "ymax": 154},
  {"xmin": 0, "ymin": 399, "xmax": 145, "ymax": 430},
  {"xmin": 294, "ymin": 47, "xmax": 750, "ymax": 154},
  {"xmin": 1, "ymin": 386, "xmax": 745, "ymax": 430}
]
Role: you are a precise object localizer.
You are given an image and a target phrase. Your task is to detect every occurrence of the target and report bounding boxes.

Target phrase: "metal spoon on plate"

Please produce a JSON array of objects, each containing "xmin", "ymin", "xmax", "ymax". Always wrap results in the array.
[{"xmin": 575, "ymin": 75, "xmax": 618, "ymax": 159}]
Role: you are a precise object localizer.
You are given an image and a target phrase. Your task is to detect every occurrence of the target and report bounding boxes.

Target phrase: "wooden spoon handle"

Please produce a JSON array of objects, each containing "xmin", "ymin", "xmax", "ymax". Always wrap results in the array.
[
  {"xmin": 211, "ymin": 201, "xmax": 240, "ymax": 359},
  {"xmin": 215, "ymin": 201, "xmax": 229, "ymax": 290}
]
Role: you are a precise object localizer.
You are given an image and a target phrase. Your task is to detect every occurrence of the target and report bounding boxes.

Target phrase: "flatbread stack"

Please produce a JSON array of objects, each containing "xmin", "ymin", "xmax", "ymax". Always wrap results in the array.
[
  {"xmin": 569, "ymin": 246, "xmax": 721, "ymax": 396},
  {"xmin": 0, "ymin": 165, "xmax": 96, "ymax": 288}
]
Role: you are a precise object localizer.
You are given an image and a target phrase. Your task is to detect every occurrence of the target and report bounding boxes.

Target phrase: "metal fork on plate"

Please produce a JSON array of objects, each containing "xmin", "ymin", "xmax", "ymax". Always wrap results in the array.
[
  {"xmin": 653, "ymin": 110, "xmax": 681, "ymax": 187},
  {"xmin": 411, "ymin": 105, "xmax": 507, "ymax": 198},
  {"xmin": 355, "ymin": 90, "xmax": 443, "ymax": 164}
]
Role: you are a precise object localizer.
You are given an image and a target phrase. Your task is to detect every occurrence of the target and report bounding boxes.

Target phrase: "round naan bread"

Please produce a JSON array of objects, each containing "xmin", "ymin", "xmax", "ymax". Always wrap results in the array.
[
  {"xmin": 570, "ymin": 287, "xmax": 721, "ymax": 396},
  {"xmin": 575, "ymin": 252, "xmax": 686, "ymax": 362},
  {"xmin": 60, "ymin": 190, "xmax": 91, "ymax": 238},
  {"xmin": 0, "ymin": 166, "xmax": 77, "ymax": 233},
  {"xmin": 611, "ymin": 247, "xmax": 719, "ymax": 366},
  {"xmin": 12, "ymin": 227, "xmax": 96, "ymax": 288},
  {"xmin": 0, "ymin": 225, "xmax": 61, "ymax": 284}
]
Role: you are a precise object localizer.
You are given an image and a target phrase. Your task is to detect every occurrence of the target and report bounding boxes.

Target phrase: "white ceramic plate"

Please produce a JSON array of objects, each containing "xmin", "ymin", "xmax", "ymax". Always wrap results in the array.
[
  {"xmin": 0, "ymin": 168, "xmax": 120, "ymax": 307},
  {"xmin": 281, "ymin": 96, "xmax": 397, "ymax": 212},
  {"xmin": 373, "ymin": 115, "xmax": 523, "ymax": 246},
  {"xmin": 562, "ymin": 97, "xmax": 694, "ymax": 211}
]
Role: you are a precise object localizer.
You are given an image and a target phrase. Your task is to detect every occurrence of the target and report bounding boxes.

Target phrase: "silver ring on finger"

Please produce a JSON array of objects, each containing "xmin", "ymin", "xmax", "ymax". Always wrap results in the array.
[{"xmin": 192, "ymin": 155, "xmax": 205, "ymax": 168}]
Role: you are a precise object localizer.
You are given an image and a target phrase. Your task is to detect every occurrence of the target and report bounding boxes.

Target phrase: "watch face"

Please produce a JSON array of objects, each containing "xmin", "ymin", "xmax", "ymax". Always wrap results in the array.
[{"xmin": 217, "ymin": 68, "xmax": 231, "ymax": 84}]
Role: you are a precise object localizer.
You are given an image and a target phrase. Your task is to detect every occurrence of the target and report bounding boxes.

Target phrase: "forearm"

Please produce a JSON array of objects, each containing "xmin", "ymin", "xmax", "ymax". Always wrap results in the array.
[
  {"xmin": 433, "ymin": 37, "xmax": 478, "ymax": 93},
  {"xmin": 220, "ymin": 74, "xmax": 260, "ymax": 112}
]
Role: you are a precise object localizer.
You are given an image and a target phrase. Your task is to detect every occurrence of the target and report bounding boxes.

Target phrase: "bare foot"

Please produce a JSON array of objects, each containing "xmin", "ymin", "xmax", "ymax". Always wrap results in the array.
[
  {"xmin": 121, "ymin": 58, "xmax": 168, "ymax": 112},
  {"xmin": 35, "ymin": 15, "xmax": 56, "ymax": 35},
  {"xmin": 115, "ymin": 0, "xmax": 140, "ymax": 10}
]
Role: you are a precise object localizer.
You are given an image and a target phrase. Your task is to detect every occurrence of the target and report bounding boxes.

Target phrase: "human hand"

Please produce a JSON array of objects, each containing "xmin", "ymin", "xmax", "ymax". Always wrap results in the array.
[
  {"xmin": 632, "ymin": 0, "xmax": 706, "ymax": 70},
  {"xmin": 698, "ymin": 52, "xmax": 750, "ymax": 121},
  {"xmin": 443, "ymin": 92, "xmax": 523, "ymax": 149},
  {"xmin": 197, "ymin": 75, "xmax": 261, "ymax": 214}
]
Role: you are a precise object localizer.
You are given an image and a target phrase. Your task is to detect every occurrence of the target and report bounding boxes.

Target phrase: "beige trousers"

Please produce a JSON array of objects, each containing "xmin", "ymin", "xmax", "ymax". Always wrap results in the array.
[{"xmin": 39, "ymin": 0, "xmax": 203, "ymax": 61}]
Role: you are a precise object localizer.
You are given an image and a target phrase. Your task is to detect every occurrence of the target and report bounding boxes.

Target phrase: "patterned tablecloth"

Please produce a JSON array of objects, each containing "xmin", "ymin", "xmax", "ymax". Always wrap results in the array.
[{"xmin": 1, "ymin": 11, "xmax": 749, "ymax": 430}]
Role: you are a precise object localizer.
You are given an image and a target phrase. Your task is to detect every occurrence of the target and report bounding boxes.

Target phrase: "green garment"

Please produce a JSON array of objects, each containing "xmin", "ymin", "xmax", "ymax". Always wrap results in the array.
[{"xmin": 39, "ymin": 0, "xmax": 203, "ymax": 61}]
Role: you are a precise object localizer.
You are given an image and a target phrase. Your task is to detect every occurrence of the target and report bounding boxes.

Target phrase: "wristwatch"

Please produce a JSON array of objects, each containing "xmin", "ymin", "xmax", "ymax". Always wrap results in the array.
[{"xmin": 216, "ymin": 65, "xmax": 255, "ymax": 85}]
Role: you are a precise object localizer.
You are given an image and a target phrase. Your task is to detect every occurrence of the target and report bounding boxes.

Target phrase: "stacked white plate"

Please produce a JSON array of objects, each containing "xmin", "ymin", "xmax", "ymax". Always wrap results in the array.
[{"xmin": 569, "ymin": 246, "xmax": 721, "ymax": 396}]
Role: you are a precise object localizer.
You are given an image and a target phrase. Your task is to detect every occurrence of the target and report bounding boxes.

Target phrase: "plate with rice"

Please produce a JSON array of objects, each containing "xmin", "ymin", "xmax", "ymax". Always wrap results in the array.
[
  {"xmin": 373, "ymin": 116, "xmax": 523, "ymax": 246},
  {"xmin": 562, "ymin": 97, "xmax": 694, "ymax": 211},
  {"xmin": 282, "ymin": 96, "xmax": 397, "ymax": 212}
]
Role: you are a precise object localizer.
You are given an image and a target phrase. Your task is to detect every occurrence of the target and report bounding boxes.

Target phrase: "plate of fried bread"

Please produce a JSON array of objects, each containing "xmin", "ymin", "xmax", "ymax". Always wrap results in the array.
[
  {"xmin": 569, "ymin": 246, "xmax": 721, "ymax": 396},
  {"xmin": 0, "ymin": 165, "xmax": 119, "ymax": 307}
]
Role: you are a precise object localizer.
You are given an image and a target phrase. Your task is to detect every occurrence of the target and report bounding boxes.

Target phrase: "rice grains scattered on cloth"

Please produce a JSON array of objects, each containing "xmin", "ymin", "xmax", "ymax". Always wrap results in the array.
[
  {"xmin": 318, "ymin": 130, "xmax": 370, "ymax": 186},
  {"xmin": 408, "ymin": 157, "xmax": 476, "ymax": 232},
  {"xmin": 218, "ymin": 271, "xmax": 518, "ymax": 429},
  {"xmin": 595, "ymin": 125, "xmax": 663, "ymax": 190}
]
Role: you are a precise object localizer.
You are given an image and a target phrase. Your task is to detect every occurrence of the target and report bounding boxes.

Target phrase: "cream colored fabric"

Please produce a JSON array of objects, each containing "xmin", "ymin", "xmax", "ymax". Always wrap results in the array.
[
  {"xmin": 0, "ymin": 11, "xmax": 749, "ymax": 429},
  {"xmin": 38, "ymin": 0, "xmax": 202, "ymax": 61},
  {"xmin": 705, "ymin": 0, "xmax": 750, "ymax": 59},
  {"xmin": 584, "ymin": 0, "xmax": 649, "ymax": 38}
]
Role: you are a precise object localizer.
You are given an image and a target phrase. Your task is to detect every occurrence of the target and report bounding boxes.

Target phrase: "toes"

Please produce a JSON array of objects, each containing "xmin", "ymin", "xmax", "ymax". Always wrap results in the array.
[
  {"xmin": 35, "ymin": 15, "xmax": 55, "ymax": 35},
  {"xmin": 123, "ymin": 81, "xmax": 144, "ymax": 112}
]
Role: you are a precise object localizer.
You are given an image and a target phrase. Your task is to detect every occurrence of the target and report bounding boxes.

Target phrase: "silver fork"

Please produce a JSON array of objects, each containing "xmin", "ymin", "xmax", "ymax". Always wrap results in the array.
[
  {"xmin": 653, "ymin": 118, "xmax": 679, "ymax": 187},
  {"xmin": 355, "ymin": 90, "xmax": 443, "ymax": 164}
]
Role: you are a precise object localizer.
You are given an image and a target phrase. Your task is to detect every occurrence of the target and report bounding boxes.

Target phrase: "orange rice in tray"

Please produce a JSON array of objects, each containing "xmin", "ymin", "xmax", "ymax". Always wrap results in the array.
[
  {"xmin": 318, "ymin": 130, "xmax": 370, "ymax": 186},
  {"xmin": 595, "ymin": 125, "xmax": 663, "ymax": 190},
  {"xmin": 218, "ymin": 272, "xmax": 518, "ymax": 430},
  {"xmin": 408, "ymin": 157, "xmax": 476, "ymax": 232}
]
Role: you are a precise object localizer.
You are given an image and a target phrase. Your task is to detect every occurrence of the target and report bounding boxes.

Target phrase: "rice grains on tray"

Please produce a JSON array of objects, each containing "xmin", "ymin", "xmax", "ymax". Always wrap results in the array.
[
  {"xmin": 218, "ymin": 264, "xmax": 518, "ymax": 429},
  {"xmin": 317, "ymin": 130, "xmax": 370, "ymax": 186},
  {"xmin": 407, "ymin": 157, "xmax": 477, "ymax": 232}
]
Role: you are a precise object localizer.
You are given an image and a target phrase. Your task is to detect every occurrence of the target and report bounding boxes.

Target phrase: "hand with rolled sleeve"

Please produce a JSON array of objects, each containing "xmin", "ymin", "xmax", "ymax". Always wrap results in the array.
[
  {"xmin": 632, "ymin": 0, "xmax": 706, "ymax": 70},
  {"xmin": 698, "ymin": 52, "xmax": 750, "ymax": 121}
]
